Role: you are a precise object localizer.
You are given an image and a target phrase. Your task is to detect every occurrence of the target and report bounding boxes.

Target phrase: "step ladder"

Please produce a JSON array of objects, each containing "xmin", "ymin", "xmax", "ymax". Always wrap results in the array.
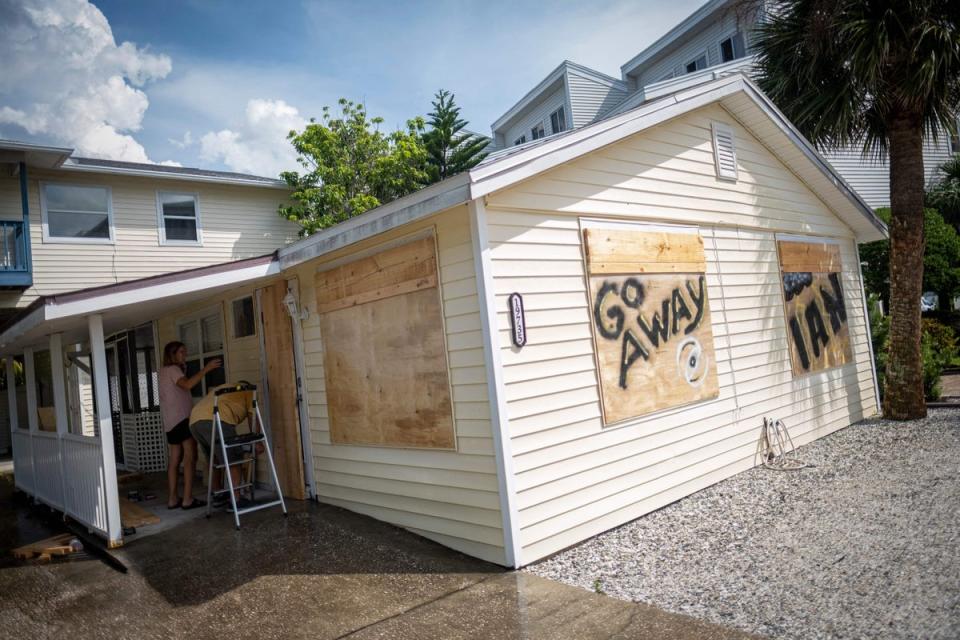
[{"xmin": 205, "ymin": 383, "xmax": 287, "ymax": 529}]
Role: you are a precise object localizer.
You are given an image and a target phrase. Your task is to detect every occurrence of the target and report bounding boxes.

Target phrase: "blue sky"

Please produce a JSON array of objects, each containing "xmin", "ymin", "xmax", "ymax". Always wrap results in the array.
[{"xmin": 0, "ymin": 0, "xmax": 704, "ymax": 175}]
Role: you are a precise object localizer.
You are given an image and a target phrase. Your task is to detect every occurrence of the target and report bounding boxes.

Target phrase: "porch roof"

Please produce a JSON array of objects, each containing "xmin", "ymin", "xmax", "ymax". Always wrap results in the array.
[{"xmin": 0, "ymin": 253, "xmax": 279, "ymax": 353}]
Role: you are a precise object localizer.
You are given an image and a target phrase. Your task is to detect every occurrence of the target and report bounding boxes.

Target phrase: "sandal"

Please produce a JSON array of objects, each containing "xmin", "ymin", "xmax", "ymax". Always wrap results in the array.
[
  {"xmin": 167, "ymin": 500, "xmax": 181, "ymax": 510},
  {"xmin": 181, "ymin": 498, "xmax": 206, "ymax": 510}
]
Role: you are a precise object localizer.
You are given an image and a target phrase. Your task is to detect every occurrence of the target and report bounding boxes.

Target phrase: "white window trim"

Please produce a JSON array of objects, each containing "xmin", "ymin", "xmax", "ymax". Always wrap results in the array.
[
  {"xmin": 684, "ymin": 49, "xmax": 709, "ymax": 73},
  {"xmin": 229, "ymin": 293, "xmax": 258, "ymax": 340},
  {"xmin": 39, "ymin": 181, "xmax": 115, "ymax": 245},
  {"xmin": 549, "ymin": 105, "xmax": 567, "ymax": 134},
  {"xmin": 156, "ymin": 190, "xmax": 203, "ymax": 246},
  {"xmin": 718, "ymin": 30, "xmax": 745, "ymax": 63},
  {"xmin": 174, "ymin": 304, "xmax": 228, "ymax": 397}
]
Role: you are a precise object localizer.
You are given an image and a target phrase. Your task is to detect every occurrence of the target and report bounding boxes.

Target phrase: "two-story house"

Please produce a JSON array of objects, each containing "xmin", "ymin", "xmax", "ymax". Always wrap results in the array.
[
  {"xmin": 489, "ymin": 0, "xmax": 958, "ymax": 208},
  {"xmin": 0, "ymin": 138, "xmax": 299, "ymax": 458}
]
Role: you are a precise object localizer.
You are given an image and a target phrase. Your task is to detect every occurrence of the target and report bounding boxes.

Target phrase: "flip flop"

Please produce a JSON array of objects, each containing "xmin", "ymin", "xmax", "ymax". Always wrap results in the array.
[
  {"xmin": 167, "ymin": 500, "xmax": 181, "ymax": 510},
  {"xmin": 181, "ymin": 499, "xmax": 206, "ymax": 510}
]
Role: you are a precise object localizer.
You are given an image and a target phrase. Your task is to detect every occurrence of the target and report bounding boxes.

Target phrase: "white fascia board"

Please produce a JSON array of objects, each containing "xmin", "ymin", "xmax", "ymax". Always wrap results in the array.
[
  {"xmin": 471, "ymin": 75, "xmax": 747, "ymax": 198},
  {"xmin": 45, "ymin": 261, "xmax": 280, "ymax": 321},
  {"xmin": 279, "ymin": 174, "xmax": 471, "ymax": 269},
  {"xmin": 620, "ymin": 0, "xmax": 730, "ymax": 79},
  {"xmin": 58, "ymin": 162, "xmax": 290, "ymax": 190},
  {"xmin": 490, "ymin": 62, "xmax": 569, "ymax": 133}
]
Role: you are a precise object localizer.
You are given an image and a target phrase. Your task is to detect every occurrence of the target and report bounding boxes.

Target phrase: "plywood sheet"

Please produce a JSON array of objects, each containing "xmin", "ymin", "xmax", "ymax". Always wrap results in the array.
[
  {"xmin": 588, "ymin": 272, "xmax": 719, "ymax": 423},
  {"xmin": 316, "ymin": 236, "xmax": 438, "ymax": 313},
  {"xmin": 777, "ymin": 240, "xmax": 841, "ymax": 273},
  {"xmin": 259, "ymin": 281, "xmax": 306, "ymax": 499},
  {"xmin": 782, "ymin": 271, "xmax": 852, "ymax": 375},
  {"xmin": 320, "ymin": 286, "xmax": 455, "ymax": 449},
  {"xmin": 583, "ymin": 228, "xmax": 706, "ymax": 274}
]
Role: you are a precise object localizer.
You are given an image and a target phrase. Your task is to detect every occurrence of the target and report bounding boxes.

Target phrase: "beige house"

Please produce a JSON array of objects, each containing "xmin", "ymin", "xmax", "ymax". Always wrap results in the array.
[{"xmin": 1, "ymin": 75, "xmax": 884, "ymax": 568}]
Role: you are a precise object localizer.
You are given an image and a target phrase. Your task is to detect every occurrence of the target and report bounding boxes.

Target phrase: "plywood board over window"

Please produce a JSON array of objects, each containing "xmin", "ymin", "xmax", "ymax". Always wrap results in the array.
[
  {"xmin": 777, "ymin": 239, "xmax": 852, "ymax": 376},
  {"xmin": 583, "ymin": 226, "xmax": 719, "ymax": 424},
  {"xmin": 315, "ymin": 234, "xmax": 455, "ymax": 449}
]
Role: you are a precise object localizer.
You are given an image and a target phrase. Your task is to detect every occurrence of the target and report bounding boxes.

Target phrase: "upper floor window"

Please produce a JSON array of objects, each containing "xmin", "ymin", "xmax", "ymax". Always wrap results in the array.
[
  {"xmin": 550, "ymin": 106, "xmax": 566, "ymax": 134},
  {"xmin": 720, "ymin": 33, "xmax": 746, "ymax": 63},
  {"xmin": 40, "ymin": 183, "xmax": 113, "ymax": 244},
  {"xmin": 531, "ymin": 123, "xmax": 546, "ymax": 140},
  {"xmin": 685, "ymin": 53, "xmax": 708, "ymax": 74},
  {"xmin": 514, "ymin": 135, "xmax": 527, "ymax": 146},
  {"xmin": 157, "ymin": 192, "xmax": 202, "ymax": 245}
]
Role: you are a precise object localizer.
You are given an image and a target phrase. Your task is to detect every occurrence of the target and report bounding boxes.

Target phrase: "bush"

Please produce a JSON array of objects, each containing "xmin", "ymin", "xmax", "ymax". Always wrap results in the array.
[{"xmin": 867, "ymin": 296, "xmax": 958, "ymax": 401}]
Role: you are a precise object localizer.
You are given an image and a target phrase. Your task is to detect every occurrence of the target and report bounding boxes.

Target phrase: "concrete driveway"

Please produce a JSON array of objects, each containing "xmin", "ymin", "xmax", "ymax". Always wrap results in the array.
[{"xmin": 0, "ymin": 474, "xmax": 755, "ymax": 640}]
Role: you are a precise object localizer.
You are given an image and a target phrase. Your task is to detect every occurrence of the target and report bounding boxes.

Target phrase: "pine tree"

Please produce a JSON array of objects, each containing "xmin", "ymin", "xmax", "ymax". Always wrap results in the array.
[{"xmin": 423, "ymin": 89, "xmax": 489, "ymax": 182}]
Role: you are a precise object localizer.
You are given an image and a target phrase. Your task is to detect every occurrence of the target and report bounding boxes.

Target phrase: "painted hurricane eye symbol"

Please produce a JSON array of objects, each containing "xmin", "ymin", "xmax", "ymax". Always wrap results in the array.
[{"xmin": 676, "ymin": 337, "xmax": 708, "ymax": 388}]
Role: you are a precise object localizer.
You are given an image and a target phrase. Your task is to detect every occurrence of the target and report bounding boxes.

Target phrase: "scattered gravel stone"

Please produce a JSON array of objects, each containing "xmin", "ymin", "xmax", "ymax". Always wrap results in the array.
[{"xmin": 524, "ymin": 410, "xmax": 960, "ymax": 639}]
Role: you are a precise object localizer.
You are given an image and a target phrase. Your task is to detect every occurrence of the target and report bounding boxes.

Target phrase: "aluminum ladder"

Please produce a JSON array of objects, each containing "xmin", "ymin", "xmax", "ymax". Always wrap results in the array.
[{"xmin": 205, "ymin": 383, "xmax": 287, "ymax": 529}]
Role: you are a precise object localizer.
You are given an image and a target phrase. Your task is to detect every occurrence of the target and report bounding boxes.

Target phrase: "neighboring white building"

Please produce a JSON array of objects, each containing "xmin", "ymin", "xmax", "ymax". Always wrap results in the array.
[{"xmin": 489, "ymin": 0, "xmax": 959, "ymax": 208}]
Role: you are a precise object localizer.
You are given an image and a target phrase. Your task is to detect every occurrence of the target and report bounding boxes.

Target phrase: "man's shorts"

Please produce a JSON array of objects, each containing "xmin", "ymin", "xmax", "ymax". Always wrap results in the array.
[{"xmin": 190, "ymin": 420, "xmax": 244, "ymax": 464}]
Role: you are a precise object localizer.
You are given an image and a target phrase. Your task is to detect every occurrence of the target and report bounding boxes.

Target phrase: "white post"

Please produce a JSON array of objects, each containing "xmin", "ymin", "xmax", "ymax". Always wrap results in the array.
[
  {"xmin": 50, "ymin": 333, "xmax": 69, "ymax": 510},
  {"xmin": 24, "ymin": 348, "xmax": 38, "ymax": 433},
  {"xmin": 89, "ymin": 314, "xmax": 122, "ymax": 545},
  {"xmin": 5, "ymin": 356, "xmax": 18, "ymax": 434},
  {"xmin": 286, "ymin": 278, "xmax": 316, "ymax": 500}
]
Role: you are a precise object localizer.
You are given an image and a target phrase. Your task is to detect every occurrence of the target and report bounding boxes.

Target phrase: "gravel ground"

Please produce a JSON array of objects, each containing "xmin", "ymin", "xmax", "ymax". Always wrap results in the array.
[{"xmin": 525, "ymin": 410, "xmax": 960, "ymax": 639}]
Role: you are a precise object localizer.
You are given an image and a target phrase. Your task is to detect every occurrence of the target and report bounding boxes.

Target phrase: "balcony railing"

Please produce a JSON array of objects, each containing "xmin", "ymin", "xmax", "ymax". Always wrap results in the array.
[{"xmin": 0, "ymin": 220, "xmax": 32, "ymax": 288}]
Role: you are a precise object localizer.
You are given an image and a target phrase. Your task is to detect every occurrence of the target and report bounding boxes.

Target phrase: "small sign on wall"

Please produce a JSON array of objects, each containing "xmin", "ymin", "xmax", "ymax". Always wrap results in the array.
[{"xmin": 508, "ymin": 292, "xmax": 526, "ymax": 347}]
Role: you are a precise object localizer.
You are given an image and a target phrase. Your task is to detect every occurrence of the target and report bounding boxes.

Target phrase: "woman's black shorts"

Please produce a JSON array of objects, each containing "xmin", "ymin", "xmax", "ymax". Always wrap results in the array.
[{"xmin": 166, "ymin": 417, "xmax": 193, "ymax": 445}]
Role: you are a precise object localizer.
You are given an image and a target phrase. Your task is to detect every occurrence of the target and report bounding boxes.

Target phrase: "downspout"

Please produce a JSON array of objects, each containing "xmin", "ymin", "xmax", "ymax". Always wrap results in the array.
[{"xmin": 18, "ymin": 162, "xmax": 33, "ymax": 278}]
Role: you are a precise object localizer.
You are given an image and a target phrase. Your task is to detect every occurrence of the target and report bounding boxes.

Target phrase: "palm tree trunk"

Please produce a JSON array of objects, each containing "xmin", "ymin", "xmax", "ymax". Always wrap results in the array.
[{"xmin": 883, "ymin": 113, "xmax": 927, "ymax": 419}]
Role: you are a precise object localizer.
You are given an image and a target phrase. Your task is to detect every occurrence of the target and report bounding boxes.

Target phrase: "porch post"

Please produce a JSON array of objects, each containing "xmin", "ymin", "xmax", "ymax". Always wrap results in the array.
[
  {"xmin": 89, "ymin": 314, "xmax": 122, "ymax": 545},
  {"xmin": 5, "ymin": 356, "xmax": 18, "ymax": 433},
  {"xmin": 50, "ymin": 333, "xmax": 69, "ymax": 509},
  {"xmin": 23, "ymin": 348, "xmax": 38, "ymax": 501},
  {"xmin": 23, "ymin": 347, "xmax": 38, "ymax": 433}
]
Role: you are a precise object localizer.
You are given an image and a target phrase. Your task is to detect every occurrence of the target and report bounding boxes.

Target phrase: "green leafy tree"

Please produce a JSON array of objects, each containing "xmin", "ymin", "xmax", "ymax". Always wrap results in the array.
[
  {"xmin": 861, "ymin": 208, "xmax": 960, "ymax": 311},
  {"xmin": 279, "ymin": 99, "xmax": 429, "ymax": 234},
  {"xmin": 927, "ymin": 154, "xmax": 960, "ymax": 229},
  {"xmin": 422, "ymin": 90, "xmax": 489, "ymax": 182},
  {"xmin": 752, "ymin": 0, "xmax": 960, "ymax": 419}
]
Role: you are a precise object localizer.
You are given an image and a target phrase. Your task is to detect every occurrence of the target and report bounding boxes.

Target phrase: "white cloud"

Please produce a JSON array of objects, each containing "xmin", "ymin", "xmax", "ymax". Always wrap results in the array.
[
  {"xmin": 0, "ymin": 0, "xmax": 172, "ymax": 162},
  {"xmin": 168, "ymin": 131, "xmax": 194, "ymax": 149},
  {"xmin": 199, "ymin": 99, "xmax": 306, "ymax": 177}
]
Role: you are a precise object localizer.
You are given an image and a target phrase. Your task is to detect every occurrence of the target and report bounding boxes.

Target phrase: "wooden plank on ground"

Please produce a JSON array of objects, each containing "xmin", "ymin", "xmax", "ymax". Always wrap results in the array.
[
  {"xmin": 583, "ymin": 228, "xmax": 706, "ymax": 274},
  {"xmin": 13, "ymin": 533, "xmax": 74, "ymax": 560},
  {"xmin": 120, "ymin": 499, "xmax": 160, "ymax": 529}
]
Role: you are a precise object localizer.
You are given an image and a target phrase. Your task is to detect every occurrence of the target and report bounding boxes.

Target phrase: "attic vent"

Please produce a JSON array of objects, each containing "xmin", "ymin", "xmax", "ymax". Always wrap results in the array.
[{"xmin": 711, "ymin": 122, "xmax": 738, "ymax": 181}]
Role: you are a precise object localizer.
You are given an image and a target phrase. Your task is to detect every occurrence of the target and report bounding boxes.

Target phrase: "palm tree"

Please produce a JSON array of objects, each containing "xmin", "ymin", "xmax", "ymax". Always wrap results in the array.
[
  {"xmin": 752, "ymin": 0, "xmax": 960, "ymax": 419},
  {"xmin": 423, "ymin": 90, "xmax": 490, "ymax": 182}
]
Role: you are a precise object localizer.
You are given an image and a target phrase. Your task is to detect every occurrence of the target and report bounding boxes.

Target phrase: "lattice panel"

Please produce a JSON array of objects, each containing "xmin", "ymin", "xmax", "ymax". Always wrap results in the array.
[{"xmin": 121, "ymin": 411, "xmax": 167, "ymax": 473}]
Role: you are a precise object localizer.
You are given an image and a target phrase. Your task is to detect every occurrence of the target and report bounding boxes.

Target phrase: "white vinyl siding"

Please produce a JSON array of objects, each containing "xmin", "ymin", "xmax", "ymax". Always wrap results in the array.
[
  {"xmin": 820, "ymin": 133, "xmax": 956, "ymax": 209},
  {"xmin": 0, "ymin": 170, "xmax": 299, "ymax": 308},
  {"xmin": 566, "ymin": 71, "xmax": 629, "ymax": 128},
  {"xmin": 501, "ymin": 86, "xmax": 568, "ymax": 152},
  {"xmin": 290, "ymin": 207, "xmax": 505, "ymax": 565},
  {"xmin": 483, "ymin": 103, "xmax": 878, "ymax": 563},
  {"xmin": 632, "ymin": 7, "xmax": 759, "ymax": 87}
]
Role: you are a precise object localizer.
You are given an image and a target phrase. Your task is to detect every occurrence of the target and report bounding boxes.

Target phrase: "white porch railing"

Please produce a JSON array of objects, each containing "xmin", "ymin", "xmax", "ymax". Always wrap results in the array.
[
  {"xmin": 61, "ymin": 433, "xmax": 110, "ymax": 537},
  {"xmin": 11, "ymin": 429, "xmax": 33, "ymax": 494},
  {"xmin": 32, "ymin": 431, "xmax": 64, "ymax": 510}
]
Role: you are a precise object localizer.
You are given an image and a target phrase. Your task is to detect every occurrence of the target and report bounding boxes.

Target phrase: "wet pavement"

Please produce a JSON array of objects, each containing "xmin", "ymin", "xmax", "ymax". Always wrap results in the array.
[{"xmin": 0, "ymin": 474, "xmax": 756, "ymax": 639}]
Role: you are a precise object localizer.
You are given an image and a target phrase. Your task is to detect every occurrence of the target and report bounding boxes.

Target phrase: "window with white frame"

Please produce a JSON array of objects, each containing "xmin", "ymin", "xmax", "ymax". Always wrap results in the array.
[
  {"xmin": 514, "ymin": 135, "xmax": 527, "ymax": 146},
  {"xmin": 720, "ymin": 33, "xmax": 746, "ymax": 63},
  {"xmin": 41, "ymin": 183, "xmax": 113, "ymax": 242},
  {"xmin": 157, "ymin": 192, "xmax": 201, "ymax": 244},
  {"xmin": 531, "ymin": 122, "xmax": 545, "ymax": 140},
  {"xmin": 550, "ymin": 106, "xmax": 566, "ymax": 134},
  {"xmin": 231, "ymin": 295, "xmax": 256, "ymax": 339},
  {"xmin": 685, "ymin": 53, "xmax": 708, "ymax": 73},
  {"xmin": 177, "ymin": 309, "xmax": 225, "ymax": 398}
]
